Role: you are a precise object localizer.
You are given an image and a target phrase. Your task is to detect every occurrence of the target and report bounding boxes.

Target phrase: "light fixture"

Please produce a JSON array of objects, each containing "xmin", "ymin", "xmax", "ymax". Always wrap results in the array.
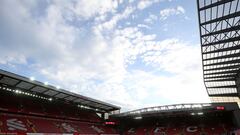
[
  {"xmin": 134, "ymin": 116, "xmax": 142, "ymax": 120},
  {"xmin": 44, "ymin": 82, "xmax": 48, "ymax": 85},
  {"xmin": 30, "ymin": 77, "xmax": 35, "ymax": 81}
]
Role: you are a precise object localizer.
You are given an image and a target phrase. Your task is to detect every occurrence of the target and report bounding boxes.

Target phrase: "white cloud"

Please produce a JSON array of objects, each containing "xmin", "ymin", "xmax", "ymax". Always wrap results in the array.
[
  {"xmin": 69, "ymin": 0, "xmax": 118, "ymax": 19},
  {"xmin": 160, "ymin": 6, "xmax": 185, "ymax": 20},
  {"xmin": 137, "ymin": 0, "xmax": 160, "ymax": 10},
  {"xmin": 138, "ymin": 0, "xmax": 153, "ymax": 10},
  {"xmin": 142, "ymin": 39, "xmax": 200, "ymax": 74},
  {"xmin": 144, "ymin": 14, "xmax": 158, "ymax": 24},
  {"xmin": 97, "ymin": 6, "xmax": 135, "ymax": 31},
  {"xmin": 0, "ymin": 0, "xmax": 209, "ymax": 112},
  {"xmin": 0, "ymin": 52, "xmax": 27, "ymax": 65},
  {"xmin": 137, "ymin": 24, "xmax": 151, "ymax": 29}
]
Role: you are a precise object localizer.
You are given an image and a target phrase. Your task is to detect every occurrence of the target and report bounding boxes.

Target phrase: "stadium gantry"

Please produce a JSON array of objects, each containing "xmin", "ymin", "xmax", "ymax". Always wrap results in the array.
[{"xmin": 197, "ymin": 0, "xmax": 240, "ymax": 104}]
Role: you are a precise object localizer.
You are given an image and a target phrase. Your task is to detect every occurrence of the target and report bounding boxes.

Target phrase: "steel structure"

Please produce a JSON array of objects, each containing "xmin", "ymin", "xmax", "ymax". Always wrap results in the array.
[
  {"xmin": 113, "ymin": 103, "xmax": 211, "ymax": 117},
  {"xmin": 197, "ymin": 0, "xmax": 240, "ymax": 98},
  {"xmin": 111, "ymin": 103, "xmax": 239, "ymax": 117},
  {"xmin": 0, "ymin": 69, "xmax": 120, "ymax": 112}
]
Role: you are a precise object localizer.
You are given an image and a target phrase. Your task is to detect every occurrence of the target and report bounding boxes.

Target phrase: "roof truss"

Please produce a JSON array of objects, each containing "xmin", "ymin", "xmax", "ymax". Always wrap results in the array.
[{"xmin": 197, "ymin": 0, "xmax": 240, "ymax": 97}]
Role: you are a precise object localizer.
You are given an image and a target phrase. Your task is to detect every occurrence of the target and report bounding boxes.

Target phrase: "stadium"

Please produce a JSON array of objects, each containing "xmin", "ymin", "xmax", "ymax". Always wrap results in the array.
[{"xmin": 0, "ymin": 0, "xmax": 240, "ymax": 134}]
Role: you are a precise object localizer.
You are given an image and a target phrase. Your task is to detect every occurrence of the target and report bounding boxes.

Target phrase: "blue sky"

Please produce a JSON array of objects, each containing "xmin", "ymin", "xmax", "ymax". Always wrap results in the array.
[{"xmin": 0, "ymin": 0, "xmax": 210, "ymax": 112}]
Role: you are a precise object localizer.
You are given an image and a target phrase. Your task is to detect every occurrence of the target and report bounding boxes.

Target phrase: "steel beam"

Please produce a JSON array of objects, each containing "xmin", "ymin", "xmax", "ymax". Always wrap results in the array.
[
  {"xmin": 204, "ymin": 65, "xmax": 240, "ymax": 71},
  {"xmin": 207, "ymin": 85, "xmax": 237, "ymax": 88},
  {"xmin": 203, "ymin": 53, "xmax": 240, "ymax": 61},
  {"xmin": 199, "ymin": 0, "xmax": 234, "ymax": 11},
  {"xmin": 204, "ymin": 59, "xmax": 240, "ymax": 66},
  {"xmin": 203, "ymin": 45, "xmax": 240, "ymax": 54},
  {"xmin": 201, "ymin": 11, "xmax": 240, "ymax": 26},
  {"xmin": 202, "ymin": 36, "xmax": 240, "ymax": 47}
]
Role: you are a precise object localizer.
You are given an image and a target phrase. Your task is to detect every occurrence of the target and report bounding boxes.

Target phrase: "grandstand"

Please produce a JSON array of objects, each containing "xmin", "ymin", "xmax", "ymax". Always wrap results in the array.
[
  {"xmin": 0, "ymin": 69, "xmax": 120, "ymax": 134},
  {"xmin": 0, "ymin": 0, "xmax": 240, "ymax": 134},
  {"xmin": 1, "ymin": 68, "xmax": 240, "ymax": 134},
  {"xmin": 111, "ymin": 103, "xmax": 240, "ymax": 135}
]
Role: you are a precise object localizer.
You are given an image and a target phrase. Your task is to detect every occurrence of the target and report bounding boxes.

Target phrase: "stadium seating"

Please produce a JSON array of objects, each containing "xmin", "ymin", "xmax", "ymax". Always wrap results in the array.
[
  {"xmin": 0, "ymin": 90, "xmax": 238, "ymax": 135},
  {"xmin": 123, "ymin": 122, "xmax": 231, "ymax": 135},
  {"xmin": 0, "ymin": 113, "xmax": 118, "ymax": 134},
  {"xmin": 0, "ymin": 91, "xmax": 102, "ymax": 122},
  {"xmin": 0, "ymin": 91, "xmax": 118, "ymax": 134}
]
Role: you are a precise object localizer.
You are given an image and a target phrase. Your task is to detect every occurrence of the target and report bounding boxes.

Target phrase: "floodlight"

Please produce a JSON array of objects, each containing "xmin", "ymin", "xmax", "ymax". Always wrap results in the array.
[
  {"xmin": 134, "ymin": 116, "xmax": 142, "ymax": 120},
  {"xmin": 44, "ymin": 82, "xmax": 48, "ymax": 85},
  {"xmin": 30, "ymin": 77, "xmax": 35, "ymax": 81}
]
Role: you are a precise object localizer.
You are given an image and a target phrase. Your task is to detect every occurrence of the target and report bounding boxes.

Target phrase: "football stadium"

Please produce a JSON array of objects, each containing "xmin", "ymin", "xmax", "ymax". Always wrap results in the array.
[{"xmin": 0, "ymin": 0, "xmax": 240, "ymax": 134}]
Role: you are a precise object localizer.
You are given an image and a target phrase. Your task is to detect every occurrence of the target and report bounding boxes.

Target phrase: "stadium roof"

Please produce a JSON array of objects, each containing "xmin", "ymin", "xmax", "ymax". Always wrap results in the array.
[
  {"xmin": 0, "ymin": 69, "xmax": 120, "ymax": 112},
  {"xmin": 112, "ymin": 103, "xmax": 239, "ymax": 118},
  {"xmin": 197, "ymin": 0, "xmax": 240, "ymax": 97}
]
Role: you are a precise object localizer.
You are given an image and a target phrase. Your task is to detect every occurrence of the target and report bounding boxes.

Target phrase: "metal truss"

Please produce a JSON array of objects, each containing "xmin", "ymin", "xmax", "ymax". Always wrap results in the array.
[
  {"xmin": 114, "ymin": 103, "xmax": 212, "ymax": 117},
  {"xmin": 197, "ymin": 0, "xmax": 240, "ymax": 97}
]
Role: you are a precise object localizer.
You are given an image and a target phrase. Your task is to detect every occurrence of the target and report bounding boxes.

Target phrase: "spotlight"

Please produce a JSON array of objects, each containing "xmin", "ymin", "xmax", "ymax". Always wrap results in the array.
[
  {"xmin": 134, "ymin": 116, "xmax": 142, "ymax": 120},
  {"xmin": 44, "ymin": 82, "xmax": 48, "ymax": 85},
  {"xmin": 30, "ymin": 77, "xmax": 35, "ymax": 81},
  {"xmin": 15, "ymin": 90, "xmax": 21, "ymax": 94}
]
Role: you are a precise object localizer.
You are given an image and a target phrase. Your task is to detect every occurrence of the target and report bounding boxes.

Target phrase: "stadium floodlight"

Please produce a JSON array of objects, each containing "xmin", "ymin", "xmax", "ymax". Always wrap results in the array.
[
  {"xmin": 190, "ymin": 113, "xmax": 195, "ymax": 116},
  {"xmin": 48, "ymin": 98, "xmax": 52, "ymax": 101},
  {"xmin": 134, "ymin": 116, "xmax": 142, "ymax": 120},
  {"xmin": 15, "ymin": 90, "xmax": 22, "ymax": 94},
  {"xmin": 30, "ymin": 77, "xmax": 35, "ymax": 81},
  {"xmin": 44, "ymin": 82, "xmax": 48, "ymax": 85}
]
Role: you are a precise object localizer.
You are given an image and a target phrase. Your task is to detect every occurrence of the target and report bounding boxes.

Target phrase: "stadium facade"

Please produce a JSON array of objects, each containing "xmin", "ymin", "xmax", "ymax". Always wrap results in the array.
[{"xmin": 197, "ymin": 0, "xmax": 240, "ymax": 105}]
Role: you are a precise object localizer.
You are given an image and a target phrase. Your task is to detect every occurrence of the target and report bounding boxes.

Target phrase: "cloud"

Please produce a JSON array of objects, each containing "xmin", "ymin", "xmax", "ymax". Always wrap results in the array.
[
  {"xmin": 141, "ymin": 39, "xmax": 200, "ymax": 74},
  {"xmin": 96, "ymin": 6, "xmax": 135, "ymax": 31},
  {"xmin": 137, "ymin": 24, "xmax": 151, "ymax": 29},
  {"xmin": 69, "ymin": 0, "xmax": 119, "ymax": 19},
  {"xmin": 160, "ymin": 6, "xmax": 185, "ymax": 20},
  {"xmin": 0, "ymin": 0, "xmax": 209, "ymax": 112},
  {"xmin": 137, "ymin": 0, "xmax": 163, "ymax": 10},
  {"xmin": 138, "ymin": 0, "xmax": 155, "ymax": 10},
  {"xmin": 144, "ymin": 14, "xmax": 158, "ymax": 24}
]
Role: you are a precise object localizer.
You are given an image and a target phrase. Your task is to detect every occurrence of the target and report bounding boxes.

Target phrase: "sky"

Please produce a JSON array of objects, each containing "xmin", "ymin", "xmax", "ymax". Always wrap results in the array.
[{"xmin": 0, "ymin": 0, "xmax": 210, "ymax": 112}]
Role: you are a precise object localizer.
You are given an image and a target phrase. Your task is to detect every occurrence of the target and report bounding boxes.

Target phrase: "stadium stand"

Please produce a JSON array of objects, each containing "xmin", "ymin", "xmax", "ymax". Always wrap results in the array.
[
  {"xmin": 0, "ymin": 70, "xmax": 120, "ymax": 134},
  {"xmin": 0, "ymin": 113, "xmax": 118, "ymax": 134},
  {"xmin": 111, "ymin": 103, "xmax": 240, "ymax": 135},
  {"xmin": 0, "ymin": 90, "xmax": 119, "ymax": 134}
]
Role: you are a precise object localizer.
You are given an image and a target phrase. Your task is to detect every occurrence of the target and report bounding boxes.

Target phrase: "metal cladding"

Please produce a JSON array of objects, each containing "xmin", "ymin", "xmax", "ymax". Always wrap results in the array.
[{"xmin": 197, "ymin": 0, "xmax": 240, "ymax": 97}]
